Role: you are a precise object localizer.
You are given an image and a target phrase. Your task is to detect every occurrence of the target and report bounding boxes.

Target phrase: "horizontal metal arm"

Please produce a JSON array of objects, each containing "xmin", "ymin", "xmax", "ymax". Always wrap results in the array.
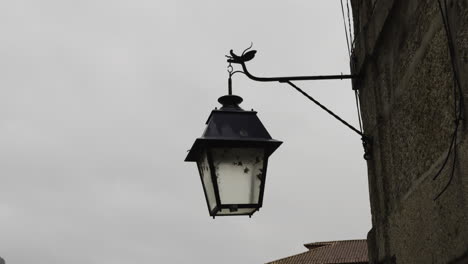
[{"xmin": 238, "ymin": 61, "xmax": 357, "ymax": 83}]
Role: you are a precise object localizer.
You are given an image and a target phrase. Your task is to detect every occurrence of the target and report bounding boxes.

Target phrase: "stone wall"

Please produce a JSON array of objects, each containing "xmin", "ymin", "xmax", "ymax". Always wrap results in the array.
[{"xmin": 350, "ymin": 0, "xmax": 468, "ymax": 263}]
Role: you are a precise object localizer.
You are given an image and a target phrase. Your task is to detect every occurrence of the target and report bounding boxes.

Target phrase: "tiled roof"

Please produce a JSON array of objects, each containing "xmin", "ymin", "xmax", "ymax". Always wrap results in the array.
[{"xmin": 266, "ymin": 239, "xmax": 368, "ymax": 264}]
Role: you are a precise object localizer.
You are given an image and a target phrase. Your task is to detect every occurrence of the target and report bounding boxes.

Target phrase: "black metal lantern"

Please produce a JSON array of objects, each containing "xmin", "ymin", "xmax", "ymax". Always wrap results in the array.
[{"xmin": 185, "ymin": 94, "xmax": 282, "ymax": 218}]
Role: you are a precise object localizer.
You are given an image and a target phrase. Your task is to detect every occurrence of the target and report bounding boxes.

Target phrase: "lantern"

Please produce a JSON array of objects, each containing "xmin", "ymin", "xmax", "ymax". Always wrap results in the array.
[{"xmin": 185, "ymin": 95, "xmax": 282, "ymax": 218}]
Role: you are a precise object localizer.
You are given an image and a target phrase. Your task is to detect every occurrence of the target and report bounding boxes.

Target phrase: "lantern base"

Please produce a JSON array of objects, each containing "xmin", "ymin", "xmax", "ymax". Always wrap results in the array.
[{"xmin": 210, "ymin": 206, "xmax": 260, "ymax": 218}]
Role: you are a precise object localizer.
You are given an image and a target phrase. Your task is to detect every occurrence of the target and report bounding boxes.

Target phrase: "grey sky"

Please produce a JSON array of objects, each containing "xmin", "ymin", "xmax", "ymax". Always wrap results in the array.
[{"xmin": 0, "ymin": 1, "xmax": 370, "ymax": 263}]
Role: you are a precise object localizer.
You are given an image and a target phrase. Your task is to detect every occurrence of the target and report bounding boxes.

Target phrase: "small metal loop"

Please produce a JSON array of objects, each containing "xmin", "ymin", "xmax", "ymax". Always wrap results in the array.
[
  {"xmin": 230, "ymin": 70, "xmax": 244, "ymax": 76},
  {"xmin": 227, "ymin": 63, "xmax": 233, "ymax": 74}
]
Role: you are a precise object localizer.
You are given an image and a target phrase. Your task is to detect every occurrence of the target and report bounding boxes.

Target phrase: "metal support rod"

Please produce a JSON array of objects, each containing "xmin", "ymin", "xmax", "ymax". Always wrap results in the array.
[{"xmin": 285, "ymin": 81, "xmax": 363, "ymax": 137}]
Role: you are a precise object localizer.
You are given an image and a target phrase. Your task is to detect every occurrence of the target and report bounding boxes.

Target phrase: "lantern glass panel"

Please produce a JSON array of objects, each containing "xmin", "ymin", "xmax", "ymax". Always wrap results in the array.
[
  {"xmin": 211, "ymin": 148, "xmax": 265, "ymax": 205},
  {"xmin": 197, "ymin": 151, "xmax": 217, "ymax": 211}
]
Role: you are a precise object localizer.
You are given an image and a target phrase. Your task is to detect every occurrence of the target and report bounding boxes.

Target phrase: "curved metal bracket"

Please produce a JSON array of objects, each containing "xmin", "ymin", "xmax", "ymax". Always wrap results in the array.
[
  {"xmin": 226, "ymin": 49, "xmax": 358, "ymax": 83},
  {"xmin": 226, "ymin": 48, "xmax": 371, "ymax": 160}
]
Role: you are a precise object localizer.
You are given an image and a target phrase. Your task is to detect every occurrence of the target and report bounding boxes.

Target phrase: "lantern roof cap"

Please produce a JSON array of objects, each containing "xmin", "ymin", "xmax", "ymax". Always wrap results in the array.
[
  {"xmin": 185, "ymin": 95, "xmax": 282, "ymax": 162},
  {"xmin": 218, "ymin": 95, "xmax": 243, "ymax": 110}
]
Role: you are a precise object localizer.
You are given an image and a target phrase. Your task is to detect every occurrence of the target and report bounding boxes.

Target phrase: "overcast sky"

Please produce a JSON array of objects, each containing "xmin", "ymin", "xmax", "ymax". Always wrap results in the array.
[{"xmin": 0, "ymin": 1, "xmax": 370, "ymax": 263}]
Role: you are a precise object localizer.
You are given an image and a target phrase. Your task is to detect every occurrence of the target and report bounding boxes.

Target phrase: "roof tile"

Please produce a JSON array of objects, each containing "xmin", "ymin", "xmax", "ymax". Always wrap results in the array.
[{"xmin": 266, "ymin": 239, "xmax": 368, "ymax": 264}]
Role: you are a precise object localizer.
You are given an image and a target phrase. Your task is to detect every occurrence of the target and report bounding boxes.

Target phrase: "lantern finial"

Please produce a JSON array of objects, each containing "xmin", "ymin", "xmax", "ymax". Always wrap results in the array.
[{"xmin": 218, "ymin": 95, "xmax": 243, "ymax": 110}]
